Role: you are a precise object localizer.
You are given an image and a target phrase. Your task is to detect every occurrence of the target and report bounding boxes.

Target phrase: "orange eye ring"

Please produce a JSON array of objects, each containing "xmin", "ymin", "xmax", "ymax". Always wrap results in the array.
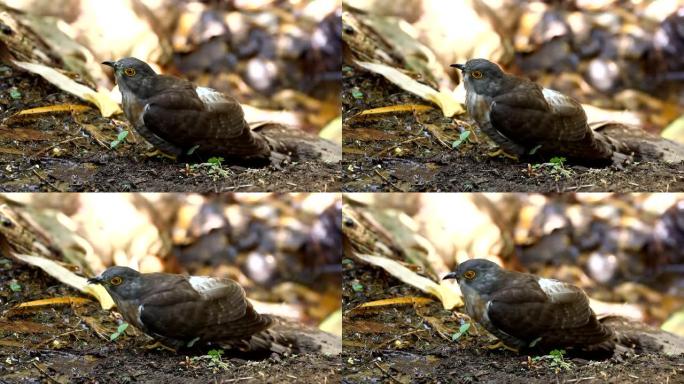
[
  {"xmin": 463, "ymin": 270, "xmax": 476, "ymax": 280},
  {"xmin": 123, "ymin": 68, "xmax": 136, "ymax": 77},
  {"xmin": 110, "ymin": 276, "xmax": 123, "ymax": 285},
  {"xmin": 471, "ymin": 71, "xmax": 483, "ymax": 79}
]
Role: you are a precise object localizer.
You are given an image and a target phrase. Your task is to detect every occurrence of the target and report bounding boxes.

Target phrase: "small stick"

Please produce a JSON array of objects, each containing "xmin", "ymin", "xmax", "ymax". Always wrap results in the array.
[
  {"xmin": 373, "ymin": 169, "xmax": 405, "ymax": 192},
  {"xmin": 374, "ymin": 362, "xmax": 402, "ymax": 384},
  {"xmin": 373, "ymin": 136, "xmax": 425, "ymax": 158}
]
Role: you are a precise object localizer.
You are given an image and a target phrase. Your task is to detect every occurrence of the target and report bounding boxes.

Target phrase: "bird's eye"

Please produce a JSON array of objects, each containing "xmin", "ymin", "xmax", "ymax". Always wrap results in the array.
[
  {"xmin": 124, "ymin": 68, "xmax": 136, "ymax": 77},
  {"xmin": 463, "ymin": 270, "xmax": 476, "ymax": 279},
  {"xmin": 110, "ymin": 276, "xmax": 123, "ymax": 285},
  {"xmin": 471, "ymin": 71, "xmax": 483, "ymax": 79}
]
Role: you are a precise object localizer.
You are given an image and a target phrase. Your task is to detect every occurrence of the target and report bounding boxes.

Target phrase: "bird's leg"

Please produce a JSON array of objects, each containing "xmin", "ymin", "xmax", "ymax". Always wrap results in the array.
[
  {"xmin": 483, "ymin": 340, "xmax": 519, "ymax": 353},
  {"xmin": 143, "ymin": 149, "xmax": 177, "ymax": 161},
  {"xmin": 486, "ymin": 148, "xmax": 519, "ymax": 161},
  {"xmin": 143, "ymin": 340, "xmax": 177, "ymax": 353}
]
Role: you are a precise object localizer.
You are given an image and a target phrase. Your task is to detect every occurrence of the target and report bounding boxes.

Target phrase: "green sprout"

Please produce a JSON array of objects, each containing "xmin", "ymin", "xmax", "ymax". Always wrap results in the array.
[
  {"xmin": 532, "ymin": 349, "xmax": 573, "ymax": 371},
  {"xmin": 191, "ymin": 349, "xmax": 230, "ymax": 372},
  {"xmin": 9, "ymin": 281, "xmax": 21, "ymax": 292},
  {"xmin": 110, "ymin": 130, "xmax": 129, "ymax": 149},
  {"xmin": 189, "ymin": 157, "xmax": 230, "ymax": 181},
  {"xmin": 452, "ymin": 131, "xmax": 471, "ymax": 149},
  {"xmin": 451, "ymin": 322, "xmax": 471, "ymax": 341},
  {"xmin": 531, "ymin": 156, "xmax": 573, "ymax": 181},
  {"xmin": 110, "ymin": 322, "xmax": 129, "ymax": 341}
]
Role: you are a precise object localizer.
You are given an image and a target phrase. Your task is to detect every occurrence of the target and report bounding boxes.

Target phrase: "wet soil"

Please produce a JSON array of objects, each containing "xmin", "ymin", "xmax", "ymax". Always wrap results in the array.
[
  {"xmin": 342, "ymin": 68, "xmax": 684, "ymax": 192},
  {"xmin": 0, "ymin": 261, "xmax": 341, "ymax": 384},
  {"xmin": 341, "ymin": 259, "xmax": 684, "ymax": 384},
  {"xmin": 0, "ymin": 68, "xmax": 341, "ymax": 192}
]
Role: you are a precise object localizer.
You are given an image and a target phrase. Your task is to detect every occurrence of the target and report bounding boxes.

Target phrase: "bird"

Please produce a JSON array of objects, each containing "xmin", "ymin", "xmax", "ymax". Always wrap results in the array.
[
  {"xmin": 443, "ymin": 259, "xmax": 615, "ymax": 355},
  {"xmin": 88, "ymin": 266, "xmax": 291, "ymax": 354},
  {"xmin": 451, "ymin": 59, "xmax": 634, "ymax": 165},
  {"xmin": 102, "ymin": 57, "xmax": 288, "ymax": 165}
]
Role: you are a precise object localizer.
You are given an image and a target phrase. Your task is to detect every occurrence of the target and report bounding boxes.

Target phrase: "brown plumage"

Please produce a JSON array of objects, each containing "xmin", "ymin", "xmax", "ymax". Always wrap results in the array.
[
  {"xmin": 452, "ymin": 59, "xmax": 634, "ymax": 165},
  {"xmin": 88, "ymin": 266, "xmax": 291, "ymax": 353},
  {"xmin": 444, "ymin": 259, "xmax": 615, "ymax": 355},
  {"xmin": 103, "ymin": 57, "xmax": 287, "ymax": 165}
]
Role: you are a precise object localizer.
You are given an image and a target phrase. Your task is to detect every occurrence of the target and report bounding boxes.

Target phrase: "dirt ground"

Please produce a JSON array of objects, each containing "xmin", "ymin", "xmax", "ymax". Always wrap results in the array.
[
  {"xmin": 342, "ymin": 260, "xmax": 684, "ymax": 384},
  {"xmin": 0, "ymin": 262, "xmax": 341, "ymax": 384},
  {"xmin": 342, "ymin": 69, "xmax": 684, "ymax": 192},
  {"xmin": 0, "ymin": 68, "xmax": 341, "ymax": 193}
]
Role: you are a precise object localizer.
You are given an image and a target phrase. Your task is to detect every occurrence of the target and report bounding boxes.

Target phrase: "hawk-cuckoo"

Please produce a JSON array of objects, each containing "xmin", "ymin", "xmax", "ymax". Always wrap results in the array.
[
  {"xmin": 443, "ymin": 259, "xmax": 615, "ymax": 354},
  {"xmin": 452, "ymin": 59, "xmax": 634, "ymax": 165}
]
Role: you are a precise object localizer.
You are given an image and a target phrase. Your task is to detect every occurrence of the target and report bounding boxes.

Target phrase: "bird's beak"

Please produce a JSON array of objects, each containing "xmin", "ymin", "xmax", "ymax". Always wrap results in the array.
[
  {"xmin": 450, "ymin": 63, "xmax": 465, "ymax": 71},
  {"xmin": 443, "ymin": 272, "xmax": 459, "ymax": 280},
  {"xmin": 102, "ymin": 61, "xmax": 116, "ymax": 69},
  {"xmin": 87, "ymin": 276, "xmax": 103, "ymax": 284}
]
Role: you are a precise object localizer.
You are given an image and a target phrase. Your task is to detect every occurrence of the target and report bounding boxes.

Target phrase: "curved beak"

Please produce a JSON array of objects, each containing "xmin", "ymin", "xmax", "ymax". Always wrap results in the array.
[
  {"xmin": 443, "ymin": 272, "xmax": 459, "ymax": 280},
  {"xmin": 87, "ymin": 276, "xmax": 103, "ymax": 284},
  {"xmin": 102, "ymin": 61, "xmax": 116, "ymax": 69},
  {"xmin": 450, "ymin": 63, "xmax": 465, "ymax": 71}
]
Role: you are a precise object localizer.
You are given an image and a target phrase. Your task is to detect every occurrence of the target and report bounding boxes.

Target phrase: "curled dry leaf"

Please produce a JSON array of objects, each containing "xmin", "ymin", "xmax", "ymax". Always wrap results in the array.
[
  {"xmin": 353, "ymin": 253, "xmax": 462, "ymax": 309},
  {"xmin": 354, "ymin": 60, "xmax": 464, "ymax": 117},
  {"xmin": 11, "ymin": 253, "xmax": 114, "ymax": 310},
  {"xmin": 11, "ymin": 60, "xmax": 121, "ymax": 117},
  {"xmin": 348, "ymin": 296, "xmax": 434, "ymax": 316}
]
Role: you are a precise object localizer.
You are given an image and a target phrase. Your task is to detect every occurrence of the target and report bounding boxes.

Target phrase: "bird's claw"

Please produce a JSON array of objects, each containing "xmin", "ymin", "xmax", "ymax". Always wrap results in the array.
[
  {"xmin": 487, "ymin": 149, "xmax": 519, "ymax": 160},
  {"xmin": 144, "ymin": 149, "xmax": 177, "ymax": 161},
  {"xmin": 484, "ymin": 341, "xmax": 519, "ymax": 353},
  {"xmin": 143, "ymin": 341, "xmax": 177, "ymax": 353}
]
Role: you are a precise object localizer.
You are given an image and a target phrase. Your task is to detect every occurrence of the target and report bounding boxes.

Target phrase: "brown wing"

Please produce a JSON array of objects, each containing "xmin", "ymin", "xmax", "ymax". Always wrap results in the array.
[
  {"xmin": 489, "ymin": 83, "xmax": 617, "ymax": 162},
  {"xmin": 486, "ymin": 279, "xmax": 612, "ymax": 348},
  {"xmin": 140, "ymin": 79, "xmax": 271, "ymax": 162},
  {"xmin": 139, "ymin": 276, "xmax": 271, "ymax": 342}
]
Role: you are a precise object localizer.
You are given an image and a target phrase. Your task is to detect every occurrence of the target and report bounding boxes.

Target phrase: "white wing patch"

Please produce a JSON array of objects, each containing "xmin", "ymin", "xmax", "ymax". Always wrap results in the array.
[
  {"xmin": 537, "ymin": 277, "xmax": 577, "ymax": 303},
  {"xmin": 188, "ymin": 276, "xmax": 223, "ymax": 295},
  {"xmin": 195, "ymin": 86, "xmax": 228, "ymax": 110}
]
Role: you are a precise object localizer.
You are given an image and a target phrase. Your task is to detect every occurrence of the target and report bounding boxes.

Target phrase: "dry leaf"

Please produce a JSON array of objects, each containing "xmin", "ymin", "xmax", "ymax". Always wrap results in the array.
[
  {"xmin": 354, "ymin": 61, "xmax": 464, "ymax": 117},
  {"xmin": 15, "ymin": 297, "xmax": 92, "ymax": 308},
  {"xmin": 349, "ymin": 296, "xmax": 433, "ymax": 316},
  {"xmin": 354, "ymin": 105, "xmax": 434, "ymax": 117},
  {"xmin": 11, "ymin": 253, "xmax": 114, "ymax": 309},
  {"xmin": 11, "ymin": 60, "xmax": 121, "ymax": 117},
  {"xmin": 353, "ymin": 253, "xmax": 462, "ymax": 309}
]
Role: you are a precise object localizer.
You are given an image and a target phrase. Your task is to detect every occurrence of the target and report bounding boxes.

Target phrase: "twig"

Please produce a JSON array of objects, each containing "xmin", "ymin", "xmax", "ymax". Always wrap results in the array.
[
  {"xmin": 32, "ymin": 362, "xmax": 60, "ymax": 384},
  {"xmin": 223, "ymin": 377, "xmax": 254, "ymax": 383},
  {"xmin": 33, "ymin": 137, "xmax": 84, "ymax": 157},
  {"xmin": 373, "ymin": 136, "xmax": 425, "ymax": 158},
  {"xmin": 31, "ymin": 169, "xmax": 63, "ymax": 192},
  {"xmin": 566, "ymin": 377, "xmax": 596, "ymax": 383},
  {"xmin": 376, "ymin": 329, "xmax": 425, "ymax": 348},
  {"xmin": 374, "ymin": 362, "xmax": 402, "ymax": 384},
  {"xmin": 373, "ymin": 169, "xmax": 406, "ymax": 192}
]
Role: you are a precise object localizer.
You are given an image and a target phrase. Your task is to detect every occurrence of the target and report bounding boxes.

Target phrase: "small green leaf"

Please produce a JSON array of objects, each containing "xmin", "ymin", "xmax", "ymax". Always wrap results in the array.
[
  {"xmin": 9, "ymin": 88, "xmax": 21, "ymax": 100},
  {"xmin": 351, "ymin": 283, "xmax": 364, "ymax": 292},
  {"xmin": 9, "ymin": 281, "xmax": 21, "ymax": 292},
  {"xmin": 110, "ymin": 322, "xmax": 129, "ymax": 341},
  {"xmin": 207, "ymin": 157, "xmax": 223, "ymax": 165},
  {"xmin": 451, "ymin": 322, "xmax": 471, "ymax": 340},
  {"xmin": 351, "ymin": 87, "xmax": 364, "ymax": 99},
  {"xmin": 116, "ymin": 131, "xmax": 129, "ymax": 141},
  {"xmin": 342, "ymin": 259, "xmax": 354, "ymax": 265},
  {"xmin": 452, "ymin": 131, "xmax": 471, "ymax": 148},
  {"xmin": 549, "ymin": 156, "xmax": 565, "ymax": 165}
]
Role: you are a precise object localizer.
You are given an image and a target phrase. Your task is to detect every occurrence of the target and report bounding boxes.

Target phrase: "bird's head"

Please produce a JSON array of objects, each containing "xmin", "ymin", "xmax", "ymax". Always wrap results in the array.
[
  {"xmin": 443, "ymin": 258, "xmax": 502, "ymax": 294},
  {"xmin": 451, "ymin": 58, "xmax": 505, "ymax": 96},
  {"xmin": 102, "ymin": 57, "xmax": 157, "ymax": 96},
  {"xmin": 88, "ymin": 266, "xmax": 143, "ymax": 302}
]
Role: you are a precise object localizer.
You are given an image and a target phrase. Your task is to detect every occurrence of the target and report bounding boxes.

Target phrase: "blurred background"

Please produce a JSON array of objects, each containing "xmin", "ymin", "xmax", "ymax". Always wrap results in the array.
[
  {"xmin": 344, "ymin": 0, "xmax": 684, "ymax": 141},
  {"xmin": 344, "ymin": 193, "xmax": 684, "ymax": 335},
  {"xmin": 2, "ymin": 0, "xmax": 341, "ymax": 136}
]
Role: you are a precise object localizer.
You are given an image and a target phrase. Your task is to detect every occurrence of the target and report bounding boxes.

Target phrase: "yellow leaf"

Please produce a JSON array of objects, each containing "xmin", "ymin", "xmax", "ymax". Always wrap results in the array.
[
  {"xmin": 15, "ymin": 296, "xmax": 92, "ymax": 308},
  {"xmin": 13, "ymin": 104, "xmax": 91, "ymax": 116},
  {"xmin": 11, "ymin": 60, "xmax": 121, "ymax": 117},
  {"xmin": 354, "ymin": 61, "xmax": 464, "ymax": 117},
  {"xmin": 355, "ymin": 104, "xmax": 434, "ymax": 117},
  {"xmin": 11, "ymin": 253, "xmax": 114, "ymax": 309},
  {"xmin": 354, "ymin": 253, "xmax": 462, "ymax": 309}
]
